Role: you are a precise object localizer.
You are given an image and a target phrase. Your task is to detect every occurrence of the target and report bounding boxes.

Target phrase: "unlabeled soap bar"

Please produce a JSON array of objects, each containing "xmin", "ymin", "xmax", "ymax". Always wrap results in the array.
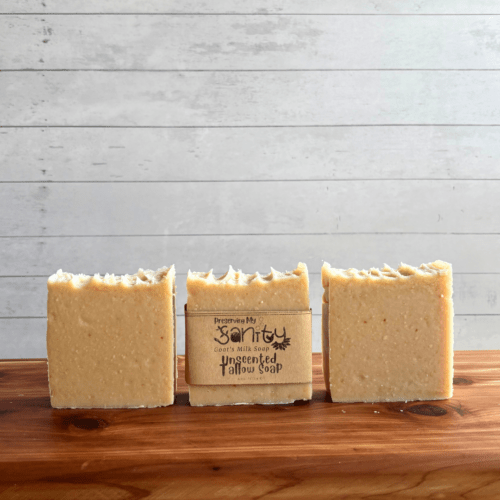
[
  {"xmin": 47, "ymin": 266, "xmax": 176, "ymax": 408},
  {"xmin": 186, "ymin": 263, "xmax": 312, "ymax": 406},
  {"xmin": 321, "ymin": 261, "xmax": 453, "ymax": 403}
]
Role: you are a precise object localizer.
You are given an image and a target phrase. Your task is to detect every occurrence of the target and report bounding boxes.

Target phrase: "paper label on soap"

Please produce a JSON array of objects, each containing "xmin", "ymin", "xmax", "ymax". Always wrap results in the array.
[{"xmin": 185, "ymin": 307, "xmax": 312, "ymax": 385}]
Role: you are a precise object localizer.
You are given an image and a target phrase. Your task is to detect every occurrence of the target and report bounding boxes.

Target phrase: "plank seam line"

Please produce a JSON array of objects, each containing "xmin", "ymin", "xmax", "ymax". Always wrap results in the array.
[
  {"xmin": 3, "ymin": 13, "xmax": 500, "ymax": 16},
  {"xmin": 3, "ymin": 69, "xmax": 500, "ymax": 72},
  {"xmin": 3, "ymin": 125, "xmax": 500, "ymax": 129},
  {"xmin": 1, "ymin": 233, "xmax": 499, "ymax": 238},
  {"xmin": 1, "ymin": 179, "xmax": 499, "ymax": 184}
]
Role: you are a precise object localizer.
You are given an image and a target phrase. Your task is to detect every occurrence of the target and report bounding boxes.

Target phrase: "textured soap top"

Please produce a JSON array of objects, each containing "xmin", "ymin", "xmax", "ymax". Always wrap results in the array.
[
  {"xmin": 187, "ymin": 263, "xmax": 309, "ymax": 311},
  {"xmin": 322, "ymin": 261, "xmax": 452, "ymax": 303},
  {"xmin": 322, "ymin": 260, "xmax": 450, "ymax": 282},
  {"xmin": 188, "ymin": 262, "xmax": 308, "ymax": 286},
  {"xmin": 48, "ymin": 266, "xmax": 175, "ymax": 287}
]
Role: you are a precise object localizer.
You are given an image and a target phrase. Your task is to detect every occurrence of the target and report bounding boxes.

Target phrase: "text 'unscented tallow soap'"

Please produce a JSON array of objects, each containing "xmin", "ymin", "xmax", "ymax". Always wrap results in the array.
[
  {"xmin": 186, "ymin": 263, "xmax": 312, "ymax": 406},
  {"xmin": 322, "ymin": 261, "xmax": 453, "ymax": 403},
  {"xmin": 47, "ymin": 267, "xmax": 176, "ymax": 408}
]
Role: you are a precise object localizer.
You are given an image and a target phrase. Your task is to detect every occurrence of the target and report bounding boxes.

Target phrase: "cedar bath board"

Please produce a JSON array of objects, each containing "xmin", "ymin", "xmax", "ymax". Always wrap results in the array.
[{"xmin": 0, "ymin": 352, "xmax": 499, "ymax": 498}]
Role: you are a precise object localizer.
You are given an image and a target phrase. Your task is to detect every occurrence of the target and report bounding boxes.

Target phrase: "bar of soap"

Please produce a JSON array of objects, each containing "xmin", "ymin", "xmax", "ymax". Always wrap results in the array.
[
  {"xmin": 321, "ymin": 261, "xmax": 453, "ymax": 403},
  {"xmin": 47, "ymin": 266, "xmax": 176, "ymax": 408},
  {"xmin": 186, "ymin": 263, "xmax": 312, "ymax": 406}
]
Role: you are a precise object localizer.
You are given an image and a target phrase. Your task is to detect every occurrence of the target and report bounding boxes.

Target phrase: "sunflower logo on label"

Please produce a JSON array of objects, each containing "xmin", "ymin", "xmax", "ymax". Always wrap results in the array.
[{"xmin": 272, "ymin": 333, "xmax": 291, "ymax": 351}]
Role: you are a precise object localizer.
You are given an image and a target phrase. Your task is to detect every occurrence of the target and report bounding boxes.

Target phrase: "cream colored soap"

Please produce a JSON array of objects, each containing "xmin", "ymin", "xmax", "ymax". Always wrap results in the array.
[
  {"xmin": 321, "ymin": 261, "xmax": 453, "ymax": 403},
  {"xmin": 47, "ymin": 266, "xmax": 176, "ymax": 408},
  {"xmin": 186, "ymin": 263, "xmax": 312, "ymax": 406}
]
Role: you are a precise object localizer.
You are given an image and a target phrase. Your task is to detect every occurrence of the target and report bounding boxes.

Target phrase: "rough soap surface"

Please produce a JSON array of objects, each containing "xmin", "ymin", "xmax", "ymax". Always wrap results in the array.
[
  {"xmin": 187, "ymin": 263, "xmax": 312, "ymax": 406},
  {"xmin": 47, "ymin": 266, "xmax": 176, "ymax": 408},
  {"xmin": 322, "ymin": 261, "xmax": 454, "ymax": 403}
]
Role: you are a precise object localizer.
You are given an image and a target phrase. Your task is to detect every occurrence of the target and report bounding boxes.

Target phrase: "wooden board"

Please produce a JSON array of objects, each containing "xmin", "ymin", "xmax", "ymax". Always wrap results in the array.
[
  {"xmin": 1, "ymin": 1, "xmax": 499, "ymax": 357},
  {"xmin": 2, "ymin": 234, "xmax": 499, "ymax": 277},
  {"xmin": 2, "ymin": 127, "xmax": 500, "ymax": 182},
  {"xmin": 0, "ymin": 352, "xmax": 499, "ymax": 498},
  {"xmin": 3, "ymin": 71, "xmax": 500, "ymax": 126},
  {"xmin": 2, "ymin": 180, "xmax": 498, "ymax": 236},
  {"xmin": 3, "ymin": 15, "xmax": 500, "ymax": 70},
  {"xmin": 1, "ymin": 0, "xmax": 500, "ymax": 15}
]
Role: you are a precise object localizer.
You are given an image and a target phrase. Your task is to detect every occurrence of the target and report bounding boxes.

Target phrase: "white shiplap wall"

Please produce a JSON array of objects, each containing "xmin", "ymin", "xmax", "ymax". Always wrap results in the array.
[{"xmin": 1, "ymin": 0, "xmax": 499, "ymax": 358}]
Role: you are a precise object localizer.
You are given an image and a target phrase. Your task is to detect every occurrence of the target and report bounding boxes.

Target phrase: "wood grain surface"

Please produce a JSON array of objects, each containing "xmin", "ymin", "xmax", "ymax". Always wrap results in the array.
[
  {"xmin": 3, "ymin": 180, "xmax": 498, "ymax": 236},
  {"xmin": 0, "ymin": 352, "xmax": 499, "ymax": 499},
  {"xmin": 4, "ymin": 15, "xmax": 500, "ymax": 70},
  {"xmin": 3, "ymin": 127, "xmax": 500, "ymax": 182},
  {"xmin": 2, "ymin": 0, "xmax": 500, "ymax": 358},
  {"xmin": 4, "ymin": 71, "xmax": 500, "ymax": 126},
  {"xmin": 3, "ymin": 234, "xmax": 499, "ymax": 276},
  {"xmin": 1, "ymin": 0, "xmax": 500, "ymax": 15}
]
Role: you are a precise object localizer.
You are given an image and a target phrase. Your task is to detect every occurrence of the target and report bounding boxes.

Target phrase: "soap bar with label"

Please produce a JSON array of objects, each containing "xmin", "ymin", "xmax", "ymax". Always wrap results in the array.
[
  {"xmin": 186, "ymin": 263, "xmax": 312, "ymax": 406},
  {"xmin": 322, "ymin": 261, "xmax": 453, "ymax": 403},
  {"xmin": 47, "ymin": 266, "xmax": 176, "ymax": 408}
]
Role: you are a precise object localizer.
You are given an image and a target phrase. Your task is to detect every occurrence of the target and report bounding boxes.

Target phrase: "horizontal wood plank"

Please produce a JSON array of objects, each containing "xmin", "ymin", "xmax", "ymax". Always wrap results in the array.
[
  {"xmin": 0, "ymin": 320, "xmax": 50, "ymax": 358},
  {"xmin": 2, "ymin": 126, "xmax": 500, "ymax": 182},
  {"xmin": 2, "ymin": 469, "xmax": 499, "ymax": 500},
  {"xmin": 1, "ymin": 181, "xmax": 497, "ymax": 236},
  {"xmin": 2, "ymin": 71, "xmax": 500, "ymax": 126},
  {"xmin": 2, "ymin": 273, "xmax": 499, "ymax": 319},
  {"xmin": 454, "ymin": 316, "xmax": 500, "ymax": 350},
  {"xmin": 1, "ymin": 0, "xmax": 499, "ymax": 15},
  {"xmin": 3, "ymin": 15, "xmax": 500, "ymax": 70},
  {"xmin": 0, "ymin": 353, "xmax": 499, "ymax": 499},
  {"xmin": 1, "ymin": 234, "xmax": 498, "ymax": 276}
]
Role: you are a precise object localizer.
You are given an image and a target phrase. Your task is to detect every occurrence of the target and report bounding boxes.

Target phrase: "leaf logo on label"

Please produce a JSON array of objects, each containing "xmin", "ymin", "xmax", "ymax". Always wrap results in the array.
[{"xmin": 272, "ymin": 335, "xmax": 291, "ymax": 351}]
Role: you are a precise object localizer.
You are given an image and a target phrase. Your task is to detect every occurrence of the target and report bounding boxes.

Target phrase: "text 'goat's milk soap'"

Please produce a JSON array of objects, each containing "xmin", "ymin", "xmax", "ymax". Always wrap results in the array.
[
  {"xmin": 185, "ymin": 263, "xmax": 312, "ymax": 406},
  {"xmin": 321, "ymin": 261, "xmax": 454, "ymax": 403},
  {"xmin": 47, "ymin": 266, "xmax": 177, "ymax": 408}
]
